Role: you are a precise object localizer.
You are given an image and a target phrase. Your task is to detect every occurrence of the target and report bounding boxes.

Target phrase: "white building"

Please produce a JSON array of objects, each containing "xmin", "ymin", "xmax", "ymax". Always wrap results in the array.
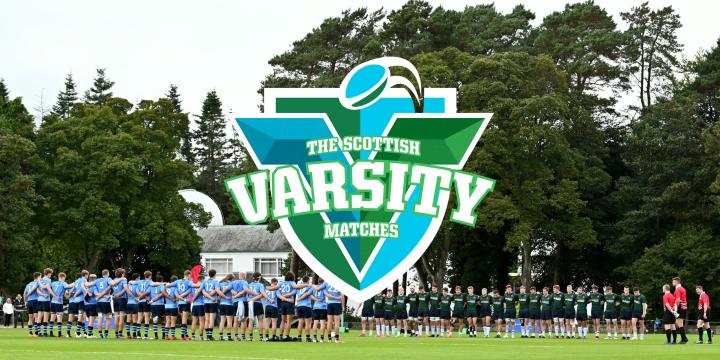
[{"xmin": 198, "ymin": 225, "xmax": 291, "ymax": 280}]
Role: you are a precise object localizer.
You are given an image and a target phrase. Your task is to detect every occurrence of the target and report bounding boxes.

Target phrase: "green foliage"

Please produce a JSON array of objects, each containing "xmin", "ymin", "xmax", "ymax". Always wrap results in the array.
[
  {"xmin": 52, "ymin": 73, "xmax": 78, "ymax": 119},
  {"xmin": 84, "ymin": 68, "xmax": 115, "ymax": 105}
]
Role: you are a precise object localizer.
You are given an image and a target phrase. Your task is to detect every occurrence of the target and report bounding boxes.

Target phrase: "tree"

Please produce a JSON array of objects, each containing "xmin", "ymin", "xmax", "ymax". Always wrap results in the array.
[
  {"xmin": 621, "ymin": 2, "xmax": 683, "ymax": 111},
  {"xmin": 84, "ymin": 68, "xmax": 115, "ymax": 105},
  {"xmin": 193, "ymin": 90, "xmax": 230, "ymax": 208},
  {"xmin": 166, "ymin": 84, "xmax": 194, "ymax": 164},
  {"xmin": 0, "ymin": 79, "xmax": 9, "ymax": 102},
  {"xmin": 52, "ymin": 73, "xmax": 78, "ymax": 118}
]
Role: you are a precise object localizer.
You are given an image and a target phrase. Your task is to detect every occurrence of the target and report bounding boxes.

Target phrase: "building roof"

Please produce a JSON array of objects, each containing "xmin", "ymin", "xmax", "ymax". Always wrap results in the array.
[{"xmin": 199, "ymin": 225, "xmax": 291, "ymax": 253}]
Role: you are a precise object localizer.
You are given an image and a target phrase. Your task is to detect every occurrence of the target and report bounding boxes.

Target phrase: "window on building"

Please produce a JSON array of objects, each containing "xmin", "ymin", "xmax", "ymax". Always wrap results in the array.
[
  {"xmin": 205, "ymin": 258, "xmax": 232, "ymax": 277},
  {"xmin": 254, "ymin": 258, "xmax": 284, "ymax": 278}
]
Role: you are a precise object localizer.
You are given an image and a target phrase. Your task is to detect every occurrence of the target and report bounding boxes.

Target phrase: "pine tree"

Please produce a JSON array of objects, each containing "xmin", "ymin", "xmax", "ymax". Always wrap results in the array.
[
  {"xmin": 0, "ymin": 78, "xmax": 9, "ymax": 102},
  {"xmin": 167, "ymin": 84, "xmax": 194, "ymax": 164},
  {"xmin": 84, "ymin": 68, "xmax": 115, "ymax": 105},
  {"xmin": 166, "ymin": 84, "xmax": 182, "ymax": 113},
  {"xmin": 193, "ymin": 90, "xmax": 230, "ymax": 201},
  {"xmin": 52, "ymin": 73, "xmax": 78, "ymax": 118}
]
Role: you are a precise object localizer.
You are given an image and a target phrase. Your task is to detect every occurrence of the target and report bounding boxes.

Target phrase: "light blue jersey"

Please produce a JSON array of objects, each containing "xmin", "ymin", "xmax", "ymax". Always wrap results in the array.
[
  {"xmin": 137, "ymin": 279, "xmax": 152, "ymax": 303},
  {"xmin": 313, "ymin": 288, "xmax": 327, "ymax": 310},
  {"xmin": 249, "ymin": 282, "xmax": 264, "ymax": 301},
  {"xmin": 296, "ymin": 285, "xmax": 312, "ymax": 307},
  {"xmin": 86, "ymin": 284, "xmax": 97, "ymax": 305},
  {"xmin": 192, "ymin": 286, "xmax": 204, "ymax": 306},
  {"xmin": 25, "ymin": 281, "xmax": 38, "ymax": 301},
  {"xmin": 202, "ymin": 278, "xmax": 219, "ymax": 302},
  {"xmin": 70, "ymin": 278, "xmax": 86, "ymax": 303},
  {"xmin": 219, "ymin": 281, "xmax": 233, "ymax": 306},
  {"xmin": 37, "ymin": 277, "xmax": 51, "ymax": 302},
  {"xmin": 112, "ymin": 277, "xmax": 127, "ymax": 299},
  {"xmin": 326, "ymin": 284, "xmax": 342, "ymax": 304},
  {"xmin": 265, "ymin": 288, "xmax": 278, "ymax": 307},
  {"xmin": 164, "ymin": 287, "xmax": 177, "ymax": 309},
  {"xmin": 279, "ymin": 280, "xmax": 296, "ymax": 300},
  {"xmin": 171, "ymin": 279, "xmax": 192, "ymax": 305},
  {"xmin": 150, "ymin": 284, "xmax": 165, "ymax": 305},
  {"xmin": 96, "ymin": 277, "xmax": 112, "ymax": 303},
  {"xmin": 232, "ymin": 279, "xmax": 248, "ymax": 303},
  {"xmin": 126, "ymin": 283, "xmax": 138, "ymax": 305},
  {"xmin": 50, "ymin": 280, "xmax": 68, "ymax": 304}
]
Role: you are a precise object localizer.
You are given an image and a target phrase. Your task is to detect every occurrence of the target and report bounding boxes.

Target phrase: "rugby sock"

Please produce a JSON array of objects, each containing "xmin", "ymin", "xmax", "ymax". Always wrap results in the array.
[
  {"xmin": 707, "ymin": 328, "xmax": 712, "ymax": 342},
  {"xmin": 672, "ymin": 329, "xmax": 677, "ymax": 343},
  {"xmin": 125, "ymin": 323, "xmax": 130, "ymax": 336},
  {"xmin": 153, "ymin": 323, "xmax": 159, "ymax": 337},
  {"xmin": 66, "ymin": 322, "xmax": 71, "ymax": 335},
  {"xmin": 699, "ymin": 328, "xmax": 704, "ymax": 341},
  {"xmin": 679, "ymin": 327, "xmax": 687, "ymax": 342},
  {"xmin": 28, "ymin": 324, "xmax": 33, "ymax": 335},
  {"xmin": 665, "ymin": 329, "xmax": 671, "ymax": 342},
  {"xmin": 49, "ymin": 321, "xmax": 54, "ymax": 334},
  {"xmin": 376, "ymin": 325, "xmax": 381, "ymax": 335},
  {"xmin": 172, "ymin": 327, "xmax": 177, "ymax": 337},
  {"xmin": 181, "ymin": 324, "xmax": 187, "ymax": 337},
  {"xmin": 162, "ymin": 325, "xmax": 168, "ymax": 338},
  {"xmin": 88, "ymin": 326, "xmax": 93, "ymax": 336},
  {"xmin": 144, "ymin": 323, "xmax": 149, "ymax": 337}
]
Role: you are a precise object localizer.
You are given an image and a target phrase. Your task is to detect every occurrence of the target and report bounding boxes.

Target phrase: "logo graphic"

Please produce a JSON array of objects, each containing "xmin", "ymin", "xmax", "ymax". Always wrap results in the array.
[{"xmin": 226, "ymin": 57, "xmax": 494, "ymax": 301}]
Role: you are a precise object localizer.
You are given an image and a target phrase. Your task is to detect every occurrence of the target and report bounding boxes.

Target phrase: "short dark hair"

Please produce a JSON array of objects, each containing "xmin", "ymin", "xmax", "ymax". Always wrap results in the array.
[
  {"xmin": 285, "ymin": 272, "xmax": 295, "ymax": 281},
  {"xmin": 156, "ymin": 274, "xmax": 164, "ymax": 282},
  {"xmin": 696, "ymin": 285, "xmax": 703, "ymax": 290},
  {"xmin": 672, "ymin": 277, "xmax": 681, "ymax": 282},
  {"xmin": 633, "ymin": 287, "xmax": 640, "ymax": 292},
  {"xmin": 208, "ymin": 269, "xmax": 216, "ymax": 278},
  {"xmin": 132, "ymin": 273, "xmax": 140, "ymax": 280},
  {"xmin": 170, "ymin": 275, "xmax": 178, "ymax": 282}
]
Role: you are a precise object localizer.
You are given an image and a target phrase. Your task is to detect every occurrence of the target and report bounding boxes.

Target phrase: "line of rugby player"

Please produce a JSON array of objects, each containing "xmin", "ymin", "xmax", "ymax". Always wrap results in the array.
[
  {"xmin": 359, "ymin": 279, "xmax": 711, "ymax": 343},
  {"xmin": 22, "ymin": 267, "xmax": 346, "ymax": 343}
]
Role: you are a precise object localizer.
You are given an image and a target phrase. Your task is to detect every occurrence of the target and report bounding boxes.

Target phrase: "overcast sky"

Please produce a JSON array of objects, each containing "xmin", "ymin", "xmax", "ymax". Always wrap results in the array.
[{"xmin": 2, "ymin": 0, "xmax": 719, "ymax": 120}]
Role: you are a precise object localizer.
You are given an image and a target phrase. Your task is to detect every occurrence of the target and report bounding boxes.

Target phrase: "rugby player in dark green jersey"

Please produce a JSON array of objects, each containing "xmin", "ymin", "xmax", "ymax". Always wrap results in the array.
[
  {"xmin": 631, "ymin": 287, "xmax": 646, "ymax": 340},
  {"xmin": 450, "ymin": 286, "xmax": 465, "ymax": 337},
  {"xmin": 575, "ymin": 286, "xmax": 590, "ymax": 339},
  {"xmin": 540, "ymin": 287, "xmax": 553, "ymax": 338},
  {"xmin": 406, "ymin": 286, "xmax": 419, "ymax": 337},
  {"xmin": 428, "ymin": 286, "xmax": 441, "ymax": 337},
  {"xmin": 564, "ymin": 285, "xmax": 577, "ymax": 338},
  {"xmin": 620, "ymin": 286, "xmax": 634, "ymax": 339},
  {"xmin": 551, "ymin": 285, "xmax": 565, "ymax": 338},
  {"xmin": 373, "ymin": 292, "xmax": 385, "ymax": 337},
  {"xmin": 361, "ymin": 296, "xmax": 375, "ymax": 337},
  {"xmin": 503, "ymin": 285, "xmax": 518, "ymax": 338},
  {"xmin": 528, "ymin": 286, "xmax": 541, "ymax": 338},
  {"xmin": 479, "ymin": 288, "xmax": 492, "ymax": 337},
  {"xmin": 604, "ymin": 286, "xmax": 619, "ymax": 339},
  {"xmin": 395, "ymin": 287, "xmax": 408, "ymax": 337},
  {"xmin": 465, "ymin": 286, "xmax": 480, "ymax": 337},
  {"xmin": 417, "ymin": 286, "xmax": 429, "ymax": 336},
  {"xmin": 382, "ymin": 289, "xmax": 396, "ymax": 336},
  {"xmin": 589, "ymin": 285, "xmax": 605, "ymax": 339},
  {"xmin": 517, "ymin": 285, "xmax": 530, "ymax": 338},
  {"xmin": 440, "ymin": 288, "xmax": 453, "ymax": 337},
  {"xmin": 491, "ymin": 289, "xmax": 504, "ymax": 338}
]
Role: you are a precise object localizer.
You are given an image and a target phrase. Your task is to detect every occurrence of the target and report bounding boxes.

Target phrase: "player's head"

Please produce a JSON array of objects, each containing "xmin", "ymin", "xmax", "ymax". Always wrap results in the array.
[
  {"xmin": 197, "ymin": 275, "xmax": 205, "ymax": 282},
  {"xmin": 566, "ymin": 284, "xmax": 573, "ymax": 292},
  {"xmin": 480, "ymin": 287, "xmax": 487, "ymax": 295},
  {"xmin": 633, "ymin": 287, "xmax": 639, "ymax": 295},
  {"xmin": 89, "ymin": 274, "xmax": 97, "ymax": 281},
  {"xmin": 184, "ymin": 270, "xmax": 191, "ymax": 279},
  {"xmin": 505, "ymin": 284, "xmax": 512, "ymax": 294},
  {"xmin": 662, "ymin": 284, "xmax": 670, "ymax": 293},
  {"xmin": 519, "ymin": 285, "xmax": 526, "ymax": 294},
  {"xmin": 302, "ymin": 275, "xmax": 310, "ymax": 284},
  {"xmin": 454, "ymin": 285, "xmax": 461, "ymax": 294},
  {"xmin": 58, "ymin": 272, "xmax": 66, "ymax": 281},
  {"xmin": 317, "ymin": 276, "xmax": 324, "ymax": 284},
  {"xmin": 442, "ymin": 287, "xmax": 449, "ymax": 295},
  {"xmin": 409, "ymin": 286, "xmax": 416, "ymax": 293},
  {"xmin": 577, "ymin": 286, "xmax": 584, "ymax": 294},
  {"xmin": 43, "ymin": 268, "xmax": 53, "ymax": 276},
  {"xmin": 132, "ymin": 273, "xmax": 140, "ymax": 280},
  {"xmin": 398, "ymin": 287, "xmax": 405, "ymax": 295},
  {"xmin": 672, "ymin": 277, "xmax": 681, "ymax": 286},
  {"xmin": 591, "ymin": 285, "xmax": 598, "ymax": 293},
  {"xmin": 115, "ymin": 268, "xmax": 126, "ymax": 278},
  {"xmin": 252, "ymin": 271, "xmax": 261, "ymax": 281},
  {"xmin": 284, "ymin": 271, "xmax": 295, "ymax": 281},
  {"xmin": 271, "ymin": 278, "xmax": 278, "ymax": 285},
  {"xmin": 419, "ymin": 285, "xmax": 425, "ymax": 293},
  {"xmin": 467, "ymin": 286, "xmax": 474, "ymax": 295},
  {"xmin": 238, "ymin": 272, "xmax": 246, "ymax": 280},
  {"xmin": 530, "ymin": 286, "xmax": 536, "ymax": 294},
  {"xmin": 606, "ymin": 285, "xmax": 612, "ymax": 293},
  {"xmin": 102, "ymin": 269, "xmax": 109, "ymax": 277},
  {"xmin": 75, "ymin": 272, "xmax": 82, "ymax": 280},
  {"xmin": 156, "ymin": 274, "xmax": 164, "ymax": 282},
  {"xmin": 81, "ymin": 270, "xmax": 89, "ymax": 279},
  {"xmin": 33, "ymin": 272, "xmax": 41, "ymax": 280},
  {"xmin": 553, "ymin": 285, "xmax": 560, "ymax": 293},
  {"xmin": 386, "ymin": 288, "xmax": 393, "ymax": 296},
  {"xmin": 225, "ymin": 273, "xmax": 235, "ymax": 281},
  {"xmin": 542, "ymin": 287, "xmax": 549, "ymax": 295},
  {"xmin": 696, "ymin": 285, "xmax": 703, "ymax": 294},
  {"xmin": 431, "ymin": 285, "xmax": 437, "ymax": 292},
  {"xmin": 208, "ymin": 269, "xmax": 216, "ymax": 278},
  {"xmin": 170, "ymin": 275, "xmax": 178, "ymax": 282},
  {"xmin": 144, "ymin": 270, "xmax": 152, "ymax": 279},
  {"xmin": 623, "ymin": 286, "xmax": 630, "ymax": 294},
  {"xmin": 492, "ymin": 289, "xmax": 499, "ymax": 296}
]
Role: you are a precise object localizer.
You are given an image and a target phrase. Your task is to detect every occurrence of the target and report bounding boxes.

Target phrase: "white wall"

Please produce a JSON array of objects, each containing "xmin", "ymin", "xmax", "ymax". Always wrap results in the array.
[{"xmin": 200, "ymin": 251, "xmax": 290, "ymax": 280}]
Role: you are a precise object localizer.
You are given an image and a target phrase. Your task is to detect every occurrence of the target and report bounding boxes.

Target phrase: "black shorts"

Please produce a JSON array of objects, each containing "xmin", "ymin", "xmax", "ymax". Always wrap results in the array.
[
  {"xmin": 384, "ymin": 310, "xmax": 394, "ymax": 320},
  {"xmin": 552, "ymin": 309, "xmax": 564, "ymax": 319},
  {"xmin": 126, "ymin": 304, "xmax": 139, "ymax": 315},
  {"xmin": 191, "ymin": 304, "xmax": 205, "ymax": 317},
  {"xmin": 452, "ymin": 310, "xmax": 464, "ymax": 319},
  {"xmin": 429, "ymin": 309, "xmax": 440, "ymax": 318},
  {"xmin": 327, "ymin": 303, "xmax": 342, "ymax": 316},
  {"xmin": 178, "ymin": 303, "xmax": 190, "ymax": 313},
  {"xmin": 440, "ymin": 309, "xmax": 451, "ymax": 320},
  {"xmin": 50, "ymin": 303, "xmax": 64, "ymax": 313},
  {"xmin": 252, "ymin": 302, "xmax": 263, "ymax": 317},
  {"xmin": 529, "ymin": 310, "xmax": 541, "ymax": 320},
  {"xmin": 418, "ymin": 308, "xmax": 428, "ymax": 318},
  {"xmin": 678, "ymin": 308, "xmax": 687, "ymax": 320},
  {"xmin": 297, "ymin": 306, "xmax": 312, "ymax": 319},
  {"xmin": 67, "ymin": 302, "xmax": 81, "ymax": 315},
  {"xmin": 698, "ymin": 309, "xmax": 711, "ymax": 321},
  {"xmin": 138, "ymin": 302, "xmax": 150, "ymax": 313},
  {"xmin": 541, "ymin": 311, "xmax": 552, "ymax": 320},
  {"xmin": 632, "ymin": 311, "xmax": 645, "ymax": 320},
  {"xmin": 203, "ymin": 303, "xmax": 218, "ymax": 314},
  {"xmin": 663, "ymin": 310, "xmax": 675, "ymax": 325},
  {"xmin": 151, "ymin": 305, "xmax": 165, "ymax": 317},
  {"xmin": 519, "ymin": 310, "xmax": 530, "ymax": 319},
  {"xmin": 165, "ymin": 308, "xmax": 178, "ymax": 316},
  {"xmin": 240, "ymin": 302, "xmax": 249, "ymax": 318},
  {"xmin": 279, "ymin": 300, "xmax": 295, "ymax": 316},
  {"xmin": 604, "ymin": 311, "xmax": 617, "ymax": 320},
  {"xmin": 113, "ymin": 298, "xmax": 127, "ymax": 313},
  {"xmin": 396, "ymin": 310, "xmax": 408, "ymax": 320},
  {"xmin": 620, "ymin": 310, "xmax": 633, "ymax": 320},
  {"xmin": 312, "ymin": 309, "xmax": 327, "ymax": 321},
  {"xmin": 220, "ymin": 304, "xmax": 234, "ymax": 317},
  {"xmin": 84, "ymin": 304, "xmax": 97, "ymax": 317},
  {"xmin": 374, "ymin": 310, "xmax": 384, "ymax": 319},
  {"xmin": 27, "ymin": 300, "xmax": 38, "ymax": 314},
  {"xmin": 97, "ymin": 302, "xmax": 111, "ymax": 315},
  {"xmin": 361, "ymin": 307, "xmax": 374, "ymax": 318},
  {"xmin": 408, "ymin": 309, "xmax": 418, "ymax": 318},
  {"xmin": 504, "ymin": 309, "xmax": 516, "ymax": 319},
  {"xmin": 576, "ymin": 313, "xmax": 588, "ymax": 321},
  {"xmin": 564, "ymin": 309, "xmax": 575, "ymax": 319},
  {"xmin": 37, "ymin": 301, "xmax": 50, "ymax": 312},
  {"xmin": 590, "ymin": 309, "xmax": 602, "ymax": 320},
  {"xmin": 466, "ymin": 310, "xmax": 478, "ymax": 318},
  {"xmin": 265, "ymin": 306, "xmax": 278, "ymax": 319},
  {"xmin": 231, "ymin": 302, "xmax": 238, "ymax": 317},
  {"xmin": 491, "ymin": 311, "xmax": 502, "ymax": 320},
  {"xmin": 479, "ymin": 308, "xmax": 491, "ymax": 318}
]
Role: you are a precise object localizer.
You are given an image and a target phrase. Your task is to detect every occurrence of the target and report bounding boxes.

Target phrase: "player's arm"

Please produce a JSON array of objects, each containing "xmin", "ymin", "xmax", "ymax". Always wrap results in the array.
[
  {"xmin": 266, "ymin": 284, "xmax": 279, "ymax": 291},
  {"xmin": 310, "ymin": 294, "xmax": 320, "ymax": 302},
  {"xmin": 297, "ymin": 291, "xmax": 311, "ymax": 301},
  {"xmin": 642, "ymin": 299, "xmax": 647, "ymax": 316},
  {"xmin": 291, "ymin": 282, "xmax": 308, "ymax": 289}
]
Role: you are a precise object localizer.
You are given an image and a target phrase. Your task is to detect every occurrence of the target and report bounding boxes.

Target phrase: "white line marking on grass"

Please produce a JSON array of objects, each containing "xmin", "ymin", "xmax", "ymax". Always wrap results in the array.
[{"xmin": 5, "ymin": 349, "xmax": 292, "ymax": 360}]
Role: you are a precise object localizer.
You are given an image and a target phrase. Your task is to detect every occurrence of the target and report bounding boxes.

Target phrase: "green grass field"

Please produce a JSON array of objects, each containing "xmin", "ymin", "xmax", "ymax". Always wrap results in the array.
[{"xmin": 0, "ymin": 328, "xmax": 715, "ymax": 360}]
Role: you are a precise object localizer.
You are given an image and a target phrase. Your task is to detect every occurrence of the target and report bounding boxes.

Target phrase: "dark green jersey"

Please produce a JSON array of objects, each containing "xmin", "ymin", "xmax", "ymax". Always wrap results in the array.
[
  {"xmin": 620, "ymin": 294, "xmax": 634, "ymax": 311},
  {"xmin": 440, "ymin": 294, "xmax": 452, "ymax": 311},
  {"xmin": 407, "ymin": 292, "xmax": 419, "ymax": 312},
  {"xmin": 551, "ymin": 292, "xmax": 565, "ymax": 310},
  {"xmin": 503, "ymin": 293, "xmax": 518, "ymax": 311},
  {"xmin": 479, "ymin": 295, "xmax": 492, "ymax": 312},
  {"xmin": 633, "ymin": 294, "xmax": 646, "ymax": 312},
  {"xmin": 604, "ymin": 293, "xmax": 619, "ymax": 311},
  {"xmin": 428, "ymin": 292, "xmax": 441, "ymax": 310},
  {"xmin": 395, "ymin": 295, "xmax": 407, "ymax": 310},
  {"xmin": 517, "ymin": 293, "xmax": 530, "ymax": 312},
  {"xmin": 418, "ymin": 293, "xmax": 429, "ymax": 311},
  {"xmin": 491, "ymin": 296, "xmax": 504, "ymax": 314},
  {"xmin": 575, "ymin": 294, "xmax": 589, "ymax": 315},
  {"xmin": 529, "ymin": 294, "xmax": 541, "ymax": 312},
  {"xmin": 384, "ymin": 296, "xmax": 396, "ymax": 311},
  {"xmin": 541, "ymin": 294, "xmax": 553, "ymax": 312},
  {"xmin": 373, "ymin": 295, "xmax": 384, "ymax": 312},
  {"xmin": 589, "ymin": 292, "xmax": 604, "ymax": 312},
  {"xmin": 465, "ymin": 294, "xmax": 479, "ymax": 312},
  {"xmin": 452, "ymin": 293, "xmax": 465, "ymax": 310},
  {"xmin": 564, "ymin": 292, "xmax": 577, "ymax": 311},
  {"xmin": 363, "ymin": 298, "xmax": 374, "ymax": 312}
]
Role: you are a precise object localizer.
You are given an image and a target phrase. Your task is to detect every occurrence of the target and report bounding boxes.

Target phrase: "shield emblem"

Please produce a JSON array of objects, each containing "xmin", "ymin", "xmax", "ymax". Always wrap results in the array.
[{"xmin": 228, "ymin": 57, "xmax": 492, "ymax": 302}]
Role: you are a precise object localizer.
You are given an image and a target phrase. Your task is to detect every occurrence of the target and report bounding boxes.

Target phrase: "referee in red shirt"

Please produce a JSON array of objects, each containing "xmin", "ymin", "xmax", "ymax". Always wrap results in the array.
[
  {"xmin": 695, "ymin": 285, "xmax": 712, "ymax": 344},
  {"xmin": 672, "ymin": 277, "xmax": 689, "ymax": 344},
  {"xmin": 662, "ymin": 284, "xmax": 677, "ymax": 344}
]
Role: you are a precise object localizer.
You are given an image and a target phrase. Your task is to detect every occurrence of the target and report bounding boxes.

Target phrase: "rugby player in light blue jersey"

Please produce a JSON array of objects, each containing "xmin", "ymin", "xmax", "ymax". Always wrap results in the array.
[
  {"xmin": 137, "ymin": 271, "xmax": 153, "ymax": 339},
  {"xmin": 166, "ymin": 269, "xmax": 195, "ymax": 340},
  {"xmin": 49, "ymin": 272, "xmax": 72, "ymax": 337},
  {"xmin": 110, "ymin": 268, "xmax": 128, "ymax": 338},
  {"xmin": 190, "ymin": 275, "xmax": 205, "ymax": 340},
  {"xmin": 149, "ymin": 274, "xmax": 166, "ymax": 339},
  {"xmin": 295, "ymin": 275, "xmax": 313, "ymax": 342},
  {"xmin": 36, "ymin": 268, "xmax": 53, "ymax": 336},
  {"xmin": 276, "ymin": 272, "xmax": 297, "ymax": 341},
  {"xmin": 163, "ymin": 276, "xmax": 179, "ymax": 340},
  {"xmin": 231, "ymin": 272, "xmax": 249, "ymax": 340},
  {"xmin": 310, "ymin": 280, "xmax": 328, "ymax": 343},
  {"xmin": 124, "ymin": 273, "xmax": 142, "ymax": 338},
  {"xmin": 201, "ymin": 269, "xmax": 220, "ymax": 340},
  {"xmin": 86, "ymin": 269, "xmax": 113, "ymax": 338},
  {"xmin": 247, "ymin": 271, "xmax": 266, "ymax": 341},
  {"xmin": 264, "ymin": 278, "xmax": 279, "ymax": 341},
  {"xmin": 23, "ymin": 272, "xmax": 40, "ymax": 336},
  {"xmin": 67, "ymin": 271, "xmax": 88, "ymax": 337},
  {"xmin": 83, "ymin": 274, "xmax": 98, "ymax": 338},
  {"xmin": 218, "ymin": 274, "xmax": 235, "ymax": 341},
  {"xmin": 324, "ymin": 281, "xmax": 344, "ymax": 343}
]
